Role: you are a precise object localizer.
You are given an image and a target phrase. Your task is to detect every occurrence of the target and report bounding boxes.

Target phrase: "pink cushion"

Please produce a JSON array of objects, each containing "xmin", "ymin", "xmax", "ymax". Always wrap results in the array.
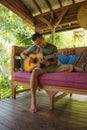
[{"xmin": 13, "ymin": 71, "xmax": 87, "ymax": 89}]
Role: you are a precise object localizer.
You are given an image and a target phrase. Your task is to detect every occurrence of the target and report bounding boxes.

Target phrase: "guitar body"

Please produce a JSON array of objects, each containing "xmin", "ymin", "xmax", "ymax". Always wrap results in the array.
[
  {"xmin": 23, "ymin": 52, "xmax": 43, "ymax": 72},
  {"xmin": 23, "ymin": 52, "xmax": 57, "ymax": 72}
]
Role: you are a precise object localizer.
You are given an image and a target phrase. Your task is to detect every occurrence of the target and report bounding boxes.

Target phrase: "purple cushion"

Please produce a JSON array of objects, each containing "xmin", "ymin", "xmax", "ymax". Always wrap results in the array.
[{"xmin": 13, "ymin": 71, "xmax": 87, "ymax": 90}]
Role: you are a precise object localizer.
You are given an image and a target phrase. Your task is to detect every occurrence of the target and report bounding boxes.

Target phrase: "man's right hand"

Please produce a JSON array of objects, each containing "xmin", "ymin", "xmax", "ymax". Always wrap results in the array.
[{"xmin": 26, "ymin": 57, "xmax": 34, "ymax": 63}]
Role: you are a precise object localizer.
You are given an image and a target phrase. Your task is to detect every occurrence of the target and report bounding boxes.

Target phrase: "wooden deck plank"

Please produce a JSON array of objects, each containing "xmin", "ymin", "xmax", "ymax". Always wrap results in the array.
[{"xmin": 0, "ymin": 92, "xmax": 87, "ymax": 130}]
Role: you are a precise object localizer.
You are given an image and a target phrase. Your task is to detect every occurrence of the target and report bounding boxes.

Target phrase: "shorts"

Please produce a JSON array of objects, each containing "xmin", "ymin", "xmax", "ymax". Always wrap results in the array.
[
  {"xmin": 41, "ymin": 64, "xmax": 69, "ymax": 73},
  {"xmin": 33, "ymin": 64, "xmax": 72, "ymax": 74}
]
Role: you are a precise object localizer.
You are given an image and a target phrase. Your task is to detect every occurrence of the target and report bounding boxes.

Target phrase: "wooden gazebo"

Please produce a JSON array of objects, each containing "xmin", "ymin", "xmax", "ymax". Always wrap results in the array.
[
  {"xmin": 0, "ymin": 0, "xmax": 87, "ymax": 44},
  {"xmin": 1, "ymin": 1, "xmax": 87, "ymax": 130}
]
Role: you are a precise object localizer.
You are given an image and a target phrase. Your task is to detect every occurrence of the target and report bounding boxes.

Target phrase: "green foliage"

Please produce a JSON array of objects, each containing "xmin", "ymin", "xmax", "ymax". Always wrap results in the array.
[
  {"xmin": 0, "ymin": 88, "xmax": 11, "ymax": 99},
  {"xmin": 0, "ymin": 4, "xmax": 33, "ymax": 99},
  {"xmin": 14, "ymin": 26, "xmax": 33, "ymax": 46},
  {"xmin": 0, "ymin": 76, "xmax": 11, "ymax": 99},
  {"xmin": 0, "ymin": 77, "xmax": 8, "ymax": 88},
  {"xmin": 44, "ymin": 32, "xmax": 72, "ymax": 48},
  {"xmin": 0, "ymin": 3, "xmax": 33, "ymax": 47},
  {"xmin": 45, "ymin": 29, "xmax": 87, "ymax": 48}
]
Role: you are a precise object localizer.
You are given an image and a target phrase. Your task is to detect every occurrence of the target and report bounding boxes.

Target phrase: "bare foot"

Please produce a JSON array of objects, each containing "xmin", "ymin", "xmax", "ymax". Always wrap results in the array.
[{"xmin": 29, "ymin": 107, "xmax": 37, "ymax": 113}]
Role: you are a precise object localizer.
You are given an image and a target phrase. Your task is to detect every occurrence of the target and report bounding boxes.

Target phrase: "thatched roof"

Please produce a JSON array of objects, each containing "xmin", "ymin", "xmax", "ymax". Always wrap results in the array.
[{"xmin": 0, "ymin": 0, "xmax": 87, "ymax": 34}]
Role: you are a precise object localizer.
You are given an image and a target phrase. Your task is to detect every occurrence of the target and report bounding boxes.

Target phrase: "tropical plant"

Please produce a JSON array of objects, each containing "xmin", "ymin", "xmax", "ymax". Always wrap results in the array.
[{"xmin": 0, "ymin": 4, "xmax": 33, "ymax": 99}]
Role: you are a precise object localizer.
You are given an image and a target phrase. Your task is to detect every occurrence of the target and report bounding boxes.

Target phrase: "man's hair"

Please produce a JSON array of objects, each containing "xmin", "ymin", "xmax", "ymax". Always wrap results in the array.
[{"xmin": 31, "ymin": 32, "xmax": 42, "ymax": 41}]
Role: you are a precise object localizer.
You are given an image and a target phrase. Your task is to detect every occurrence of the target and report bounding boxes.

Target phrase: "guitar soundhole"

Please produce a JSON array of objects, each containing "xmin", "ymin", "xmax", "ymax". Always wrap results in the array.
[{"xmin": 33, "ymin": 58, "xmax": 38, "ymax": 63}]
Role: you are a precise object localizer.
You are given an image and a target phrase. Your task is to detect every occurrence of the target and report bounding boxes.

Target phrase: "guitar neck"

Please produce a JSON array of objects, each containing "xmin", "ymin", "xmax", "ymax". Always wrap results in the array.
[{"xmin": 43, "ymin": 53, "xmax": 58, "ymax": 60}]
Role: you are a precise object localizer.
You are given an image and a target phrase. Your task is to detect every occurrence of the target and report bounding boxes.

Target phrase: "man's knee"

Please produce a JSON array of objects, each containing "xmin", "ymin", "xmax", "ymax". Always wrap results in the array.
[
  {"xmin": 69, "ymin": 64, "xmax": 74, "ymax": 72},
  {"xmin": 32, "ymin": 69, "xmax": 42, "ymax": 77}
]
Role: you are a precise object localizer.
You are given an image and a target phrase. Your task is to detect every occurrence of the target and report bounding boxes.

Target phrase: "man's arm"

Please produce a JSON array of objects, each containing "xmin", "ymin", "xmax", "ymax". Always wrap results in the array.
[
  {"xmin": 40, "ymin": 56, "xmax": 58, "ymax": 67},
  {"xmin": 20, "ymin": 50, "xmax": 34, "ymax": 63},
  {"xmin": 50, "ymin": 57, "xmax": 58, "ymax": 65},
  {"xmin": 20, "ymin": 50, "xmax": 28, "ymax": 59}
]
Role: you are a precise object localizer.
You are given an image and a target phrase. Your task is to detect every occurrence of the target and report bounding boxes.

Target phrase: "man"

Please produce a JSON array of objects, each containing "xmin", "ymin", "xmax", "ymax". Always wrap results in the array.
[{"xmin": 21, "ymin": 33, "xmax": 74, "ymax": 113}]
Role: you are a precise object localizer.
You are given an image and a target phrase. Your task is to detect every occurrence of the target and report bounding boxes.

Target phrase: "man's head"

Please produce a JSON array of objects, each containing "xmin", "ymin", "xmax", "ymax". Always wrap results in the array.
[
  {"xmin": 31, "ymin": 33, "xmax": 45, "ymax": 48},
  {"xmin": 31, "ymin": 33, "xmax": 42, "ymax": 41}
]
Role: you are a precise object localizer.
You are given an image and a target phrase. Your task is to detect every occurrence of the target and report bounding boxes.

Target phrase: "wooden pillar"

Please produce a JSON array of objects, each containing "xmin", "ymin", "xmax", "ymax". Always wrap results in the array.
[
  {"xmin": 38, "ymin": 11, "xmax": 68, "ymax": 45},
  {"xmin": 51, "ymin": 7, "xmax": 68, "ymax": 45},
  {"xmin": 51, "ymin": 26, "xmax": 55, "ymax": 45}
]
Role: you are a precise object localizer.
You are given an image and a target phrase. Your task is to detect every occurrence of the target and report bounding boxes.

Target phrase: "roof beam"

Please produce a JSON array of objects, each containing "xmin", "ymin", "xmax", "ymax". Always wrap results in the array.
[
  {"xmin": 57, "ymin": 0, "xmax": 62, "ymax": 8},
  {"xmin": 35, "ymin": 1, "xmax": 86, "ymax": 18},
  {"xmin": 0, "ymin": 0, "xmax": 34, "ymax": 26},
  {"xmin": 44, "ymin": 0, "xmax": 53, "ymax": 11},
  {"xmin": 32, "ymin": 0, "xmax": 42, "ymax": 14},
  {"xmin": 39, "ymin": 17, "xmax": 51, "ymax": 28},
  {"xmin": 72, "ymin": 0, "xmax": 75, "ymax": 4},
  {"xmin": 55, "ymin": 7, "xmax": 68, "ymax": 28}
]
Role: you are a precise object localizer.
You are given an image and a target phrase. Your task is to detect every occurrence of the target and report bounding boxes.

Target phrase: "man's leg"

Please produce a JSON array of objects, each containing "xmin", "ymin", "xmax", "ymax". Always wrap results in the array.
[
  {"xmin": 56, "ymin": 64, "xmax": 74, "ymax": 72},
  {"xmin": 30, "ymin": 68, "xmax": 42, "ymax": 113}
]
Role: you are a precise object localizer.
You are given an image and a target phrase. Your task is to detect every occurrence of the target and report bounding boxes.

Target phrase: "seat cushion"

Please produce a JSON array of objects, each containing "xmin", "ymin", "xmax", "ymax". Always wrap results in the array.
[{"xmin": 13, "ymin": 71, "xmax": 87, "ymax": 89}]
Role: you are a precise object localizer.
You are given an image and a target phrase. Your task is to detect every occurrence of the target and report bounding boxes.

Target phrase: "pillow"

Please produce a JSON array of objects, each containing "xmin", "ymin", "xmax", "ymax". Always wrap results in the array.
[
  {"xmin": 68, "ymin": 54, "xmax": 80, "ymax": 64},
  {"xmin": 58, "ymin": 55, "xmax": 70, "ymax": 64},
  {"xmin": 74, "ymin": 50, "xmax": 87, "ymax": 72},
  {"xmin": 74, "ymin": 49, "xmax": 87, "ymax": 67}
]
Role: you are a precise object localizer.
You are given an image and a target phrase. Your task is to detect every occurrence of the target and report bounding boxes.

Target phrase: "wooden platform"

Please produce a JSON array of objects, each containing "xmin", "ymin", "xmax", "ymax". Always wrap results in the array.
[{"xmin": 0, "ymin": 91, "xmax": 87, "ymax": 130}]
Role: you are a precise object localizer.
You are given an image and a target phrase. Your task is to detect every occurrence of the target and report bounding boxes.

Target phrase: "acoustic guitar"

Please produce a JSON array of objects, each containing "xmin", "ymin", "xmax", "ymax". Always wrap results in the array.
[{"xmin": 23, "ymin": 52, "xmax": 57, "ymax": 72}]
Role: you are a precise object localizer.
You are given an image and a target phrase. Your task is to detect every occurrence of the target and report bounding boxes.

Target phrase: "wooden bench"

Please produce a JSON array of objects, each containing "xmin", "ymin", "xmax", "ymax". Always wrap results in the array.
[{"xmin": 12, "ymin": 45, "xmax": 87, "ymax": 110}]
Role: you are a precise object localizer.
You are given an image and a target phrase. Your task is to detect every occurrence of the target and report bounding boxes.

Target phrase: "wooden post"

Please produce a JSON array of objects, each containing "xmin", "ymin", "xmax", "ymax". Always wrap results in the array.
[
  {"xmin": 51, "ymin": 26, "xmax": 55, "ymax": 45},
  {"xmin": 51, "ymin": 7, "xmax": 68, "ymax": 45},
  {"xmin": 38, "ymin": 10, "xmax": 68, "ymax": 45}
]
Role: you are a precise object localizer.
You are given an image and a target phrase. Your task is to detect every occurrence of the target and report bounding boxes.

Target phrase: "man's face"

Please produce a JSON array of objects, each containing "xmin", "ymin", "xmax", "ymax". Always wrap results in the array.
[{"xmin": 34, "ymin": 37, "xmax": 45, "ymax": 48}]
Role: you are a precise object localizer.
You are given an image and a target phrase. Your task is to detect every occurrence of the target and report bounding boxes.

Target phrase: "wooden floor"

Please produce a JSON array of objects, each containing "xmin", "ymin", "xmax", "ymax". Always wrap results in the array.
[{"xmin": 0, "ymin": 91, "xmax": 87, "ymax": 130}]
